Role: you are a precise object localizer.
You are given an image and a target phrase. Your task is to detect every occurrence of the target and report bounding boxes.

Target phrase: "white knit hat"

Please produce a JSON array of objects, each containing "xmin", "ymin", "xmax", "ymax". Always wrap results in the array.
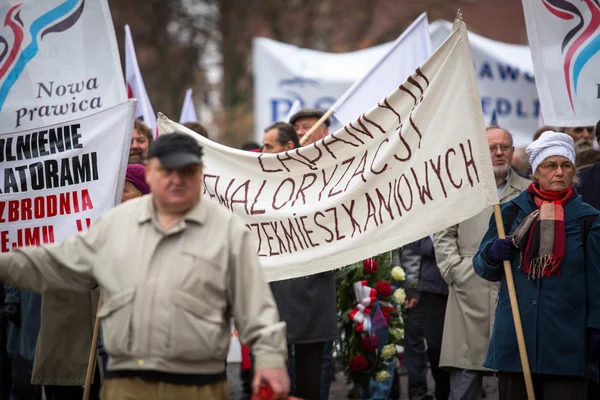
[{"xmin": 526, "ymin": 131, "xmax": 575, "ymax": 172}]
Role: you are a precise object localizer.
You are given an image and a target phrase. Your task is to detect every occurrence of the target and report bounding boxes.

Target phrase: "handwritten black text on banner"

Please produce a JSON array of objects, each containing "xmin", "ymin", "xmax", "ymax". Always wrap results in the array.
[{"xmin": 159, "ymin": 21, "xmax": 498, "ymax": 282}]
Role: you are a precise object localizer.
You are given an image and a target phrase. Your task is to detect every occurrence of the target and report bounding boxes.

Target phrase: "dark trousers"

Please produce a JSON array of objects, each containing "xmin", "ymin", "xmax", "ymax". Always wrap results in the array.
[
  {"xmin": 499, "ymin": 372, "xmax": 588, "ymax": 400},
  {"xmin": 0, "ymin": 317, "xmax": 11, "ymax": 400},
  {"xmin": 588, "ymin": 362, "xmax": 600, "ymax": 400},
  {"xmin": 10, "ymin": 354, "xmax": 41, "ymax": 400},
  {"xmin": 245, "ymin": 342, "xmax": 326, "ymax": 400},
  {"xmin": 294, "ymin": 342, "xmax": 324, "ymax": 400},
  {"xmin": 404, "ymin": 301, "xmax": 429, "ymax": 399},
  {"xmin": 320, "ymin": 340, "xmax": 334, "ymax": 400},
  {"xmin": 44, "ymin": 386, "xmax": 82, "ymax": 400},
  {"xmin": 421, "ymin": 292, "xmax": 451, "ymax": 400}
]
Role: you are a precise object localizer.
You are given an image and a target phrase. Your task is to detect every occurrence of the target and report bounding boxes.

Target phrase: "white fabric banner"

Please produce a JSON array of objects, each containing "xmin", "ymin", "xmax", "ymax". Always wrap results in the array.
[
  {"xmin": 0, "ymin": 0, "xmax": 126, "ymax": 133},
  {"xmin": 331, "ymin": 13, "xmax": 432, "ymax": 125},
  {"xmin": 162, "ymin": 20, "xmax": 499, "ymax": 282},
  {"xmin": 253, "ymin": 20, "xmax": 538, "ymax": 147},
  {"xmin": 252, "ymin": 37, "xmax": 394, "ymax": 142},
  {"xmin": 125, "ymin": 24, "xmax": 156, "ymax": 133},
  {"xmin": 284, "ymin": 99, "xmax": 302, "ymax": 123},
  {"xmin": 522, "ymin": 0, "xmax": 600, "ymax": 126},
  {"xmin": 0, "ymin": 100, "xmax": 136, "ymax": 253}
]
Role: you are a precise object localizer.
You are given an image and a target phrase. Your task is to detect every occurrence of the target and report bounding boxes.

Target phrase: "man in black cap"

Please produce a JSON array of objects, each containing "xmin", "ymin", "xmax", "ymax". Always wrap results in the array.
[
  {"xmin": 0, "ymin": 133, "xmax": 289, "ymax": 400},
  {"xmin": 289, "ymin": 108, "xmax": 330, "ymax": 146}
]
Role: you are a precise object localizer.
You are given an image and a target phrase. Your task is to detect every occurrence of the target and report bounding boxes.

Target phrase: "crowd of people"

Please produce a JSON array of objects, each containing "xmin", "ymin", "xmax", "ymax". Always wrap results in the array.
[{"xmin": 0, "ymin": 109, "xmax": 599, "ymax": 400}]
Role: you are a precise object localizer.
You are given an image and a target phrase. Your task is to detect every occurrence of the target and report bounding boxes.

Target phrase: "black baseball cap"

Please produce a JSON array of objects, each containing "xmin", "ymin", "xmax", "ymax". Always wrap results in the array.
[
  {"xmin": 147, "ymin": 133, "xmax": 203, "ymax": 168},
  {"xmin": 289, "ymin": 108, "xmax": 331, "ymax": 127}
]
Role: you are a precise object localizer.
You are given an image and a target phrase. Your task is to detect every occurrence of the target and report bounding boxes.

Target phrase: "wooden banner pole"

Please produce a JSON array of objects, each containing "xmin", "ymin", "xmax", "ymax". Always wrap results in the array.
[
  {"xmin": 298, "ymin": 108, "xmax": 335, "ymax": 146},
  {"xmin": 493, "ymin": 204, "xmax": 535, "ymax": 400},
  {"xmin": 83, "ymin": 291, "xmax": 103, "ymax": 400}
]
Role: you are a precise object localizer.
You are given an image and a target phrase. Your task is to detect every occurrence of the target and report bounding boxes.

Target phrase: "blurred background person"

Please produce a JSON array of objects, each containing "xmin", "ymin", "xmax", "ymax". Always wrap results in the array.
[
  {"xmin": 434, "ymin": 126, "xmax": 529, "ymax": 400},
  {"xmin": 129, "ymin": 119, "xmax": 153, "ymax": 164},
  {"xmin": 580, "ymin": 121, "xmax": 600, "ymax": 400},
  {"xmin": 289, "ymin": 108, "xmax": 330, "ymax": 146},
  {"xmin": 560, "ymin": 126, "xmax": 595, "ymax": 154},
  {"xmin": 122, "ymin": 164, "xmax": 151, "ymax": 202},
  {"xmin": 402, "ymin": 237, "xmax": 451, "ymax": 400},
  {"xmin": 183, "ymin": 122, "xmax": 210, "ymax": 139}
]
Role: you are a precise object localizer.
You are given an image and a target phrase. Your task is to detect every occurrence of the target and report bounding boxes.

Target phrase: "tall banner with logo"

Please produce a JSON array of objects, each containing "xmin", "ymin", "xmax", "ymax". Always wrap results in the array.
[
  {"xmin": 162, "ymin": 19, "xmax": 499, "ymax": 282},
  {"xmin": 253, "ymin": 20, "xmax": 538, "ymax": 147},
  {"xmin": 0, "ymin": 0, "xmax": 126, "ymax": 133},
  {"xmin": 522, "ymin": 0, "xmax": 600, "ymax": 126}
]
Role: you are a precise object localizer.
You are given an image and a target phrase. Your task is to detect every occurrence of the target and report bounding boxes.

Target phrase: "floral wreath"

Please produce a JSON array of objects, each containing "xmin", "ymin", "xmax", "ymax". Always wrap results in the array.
[{"xmin": 336, "ymin": 251, "xmax": 407, "ymax": 397}]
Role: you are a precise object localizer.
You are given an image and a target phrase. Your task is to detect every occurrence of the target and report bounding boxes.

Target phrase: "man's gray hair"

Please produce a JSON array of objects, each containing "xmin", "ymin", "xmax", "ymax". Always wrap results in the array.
[{"xmin": 486, "ymin": 125, "xmax": 514, "ymax": 146}]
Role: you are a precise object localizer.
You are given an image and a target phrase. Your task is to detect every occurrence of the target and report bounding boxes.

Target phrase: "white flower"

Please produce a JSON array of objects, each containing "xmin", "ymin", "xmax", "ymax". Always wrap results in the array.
[
  {"xmin": 390, "ymin": 328, "xmax": 405, "ymax": 342},
  {"xmin": 375, "ymin": 370, "xmax": 391, "ymax": 382},
  {"xmin": 391, "ymin": 266, "xmax": 406, "ymax": 281},
  {"xmin": 381, "ymin": 343, "xmax": 397, "ymax": 360},
  {"xmin": 393, "ymin": 288, "xmax": 406, "ymax": 305}
]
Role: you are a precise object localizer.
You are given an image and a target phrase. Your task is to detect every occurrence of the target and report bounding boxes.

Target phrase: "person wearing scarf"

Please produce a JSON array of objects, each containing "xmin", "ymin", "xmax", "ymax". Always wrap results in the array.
[{"xmin": 473, "ymin": 131, "xmax": 600, "ymax": 399}]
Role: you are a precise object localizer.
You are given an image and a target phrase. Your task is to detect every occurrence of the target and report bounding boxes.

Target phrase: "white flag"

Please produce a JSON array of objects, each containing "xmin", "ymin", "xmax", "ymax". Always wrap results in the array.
[
  {"xmin": 125, "ymin": 24, "xmax": 157, "ymax": 133},
  {"xmin": 159, "ymin": 18, "xmax": 498, "ymax": 282},
  {"xmin": 522, "ymin": 0, "xmax": 600, "ymax": 126},
  {"xmin": 331, "ymin": 13, "xmax": 432, "ymax": 125},
  {"xmin": 284, "ymin": 100, "xmax": 302, "ymax": 123},
  {"xmin": 179, "ymin": 89, "xmax": 198, "ymax": 123}
]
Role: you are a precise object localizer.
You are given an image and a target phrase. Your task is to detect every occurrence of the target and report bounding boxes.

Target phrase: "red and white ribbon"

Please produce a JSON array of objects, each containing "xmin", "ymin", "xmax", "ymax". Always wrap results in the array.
[{"xmin": 347, "ymin": 280, "xmax": 377, "ymax": 332}]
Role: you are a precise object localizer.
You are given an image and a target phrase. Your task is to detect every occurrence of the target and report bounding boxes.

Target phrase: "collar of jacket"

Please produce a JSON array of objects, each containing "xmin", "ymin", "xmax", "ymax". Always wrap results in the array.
[
  {"xmin": 499, "ymin": 168, "xmax": 530, "ymax": 201},
  {"xmin": 511, "ymin": 188, "xmax": 599, "ymax": 223},
  {"xmin": 136, "ymin": 195, "xmax": 208, "ymax": 226}
]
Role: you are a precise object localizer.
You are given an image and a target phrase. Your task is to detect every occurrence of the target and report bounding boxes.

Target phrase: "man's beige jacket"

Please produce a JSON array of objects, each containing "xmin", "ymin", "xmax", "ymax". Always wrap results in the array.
[{"xmin": 0, "ymin": 195, "xmax": 287, "ymax": 375}]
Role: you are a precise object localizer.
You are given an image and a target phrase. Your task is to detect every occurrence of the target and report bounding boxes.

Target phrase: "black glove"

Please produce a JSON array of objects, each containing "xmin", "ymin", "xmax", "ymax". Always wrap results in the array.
[
  {"xmin": 485, "ymin": 238, "xmax": 514, "ymax": 265},
  {"xmin": 589, "ymin": 329, "xmax": 600, "ymax": 360}
]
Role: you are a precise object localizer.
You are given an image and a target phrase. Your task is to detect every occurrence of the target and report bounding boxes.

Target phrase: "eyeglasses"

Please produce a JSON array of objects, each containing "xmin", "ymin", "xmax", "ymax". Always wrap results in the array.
[
  {"xmin": 538, "ymin": 161, "xmax": 574, "ymax": 172},
  {"xmin": 489, "ymin": 145, "xmax": 512, "ymax": 153},
  {"xmin": 158, "ymin": 164, "xmax": 201, "ymax": 178}
]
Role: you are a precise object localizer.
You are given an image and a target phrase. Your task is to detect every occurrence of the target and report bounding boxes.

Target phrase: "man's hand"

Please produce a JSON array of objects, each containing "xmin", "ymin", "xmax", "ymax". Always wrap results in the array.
[
  {"xmin": 404, "ymin": 288, "xmax": 420, "ymax": 309},
  {"xmin": 405, "ymin": 297, "xmax": 419, "ymax": 309},
  {"xmin": 252, "ymin": 367, "xmax": 290, "ymax": 399}
]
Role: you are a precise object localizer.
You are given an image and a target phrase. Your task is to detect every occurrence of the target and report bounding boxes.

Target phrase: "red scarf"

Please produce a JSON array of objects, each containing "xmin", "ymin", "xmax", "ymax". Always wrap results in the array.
[{"xmin": 512, "ymin": 183, "xmax": 573, "ymax": 278}]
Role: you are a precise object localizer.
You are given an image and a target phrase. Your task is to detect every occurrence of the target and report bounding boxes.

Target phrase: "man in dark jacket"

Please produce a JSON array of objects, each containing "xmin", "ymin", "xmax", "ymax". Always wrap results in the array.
[
  {"xmin": 402, "ymin": 237, "xmax": 451, "ymax": 400},
  {"xmin": 579, "ymin": 120, "xmax": 600, "ymax": 400},
  {"xmin": 261, "ymin": 122, "xmax": 338, "ymax": 400},
  {"xmin": 0, "ymin": 285, "xmax": 11, "ymax": 400},
  {"xmin": 577, "ymin": 120, "xmax": 600, "ymax": 211},
  {"xmin": 4, "ymin": 286, "xmax": 42, "ymax": 400}
]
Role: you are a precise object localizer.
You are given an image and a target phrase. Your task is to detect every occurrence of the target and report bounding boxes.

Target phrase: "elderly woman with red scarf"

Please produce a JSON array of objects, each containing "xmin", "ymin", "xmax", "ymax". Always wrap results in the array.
[{"xmin": 473, "ymin": 131, "xmax": 600, "ymax": 400}]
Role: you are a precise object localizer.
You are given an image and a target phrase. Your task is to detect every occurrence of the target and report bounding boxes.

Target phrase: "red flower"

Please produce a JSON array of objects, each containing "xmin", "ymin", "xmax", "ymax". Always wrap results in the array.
[
  {"xmin": 349, "ymin": 355, "xmax": 368, "ymax": 372},
  {"xmin": 362, "ymin": 336, "xmax": 378, "ymax": 351},
  {"xmin": 376, "ymin": 281, "xmax": 393, "ymax": 298},
  {"xmin": 383, "ymin": 310, "xmax": 391, "ymax": 324},
  {"xmin": 363, "ymin": 259, "xmax": 379, "ymax": 273},
  {"xmin": 251, "ymin": 384, "xmax": 273, "ymax": 400}
]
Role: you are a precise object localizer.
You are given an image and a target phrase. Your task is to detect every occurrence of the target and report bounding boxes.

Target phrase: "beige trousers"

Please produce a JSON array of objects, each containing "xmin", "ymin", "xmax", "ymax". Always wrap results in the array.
[{"xmin": 100, "ymin": 378, "xmax": 228, "ymax": 400}]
